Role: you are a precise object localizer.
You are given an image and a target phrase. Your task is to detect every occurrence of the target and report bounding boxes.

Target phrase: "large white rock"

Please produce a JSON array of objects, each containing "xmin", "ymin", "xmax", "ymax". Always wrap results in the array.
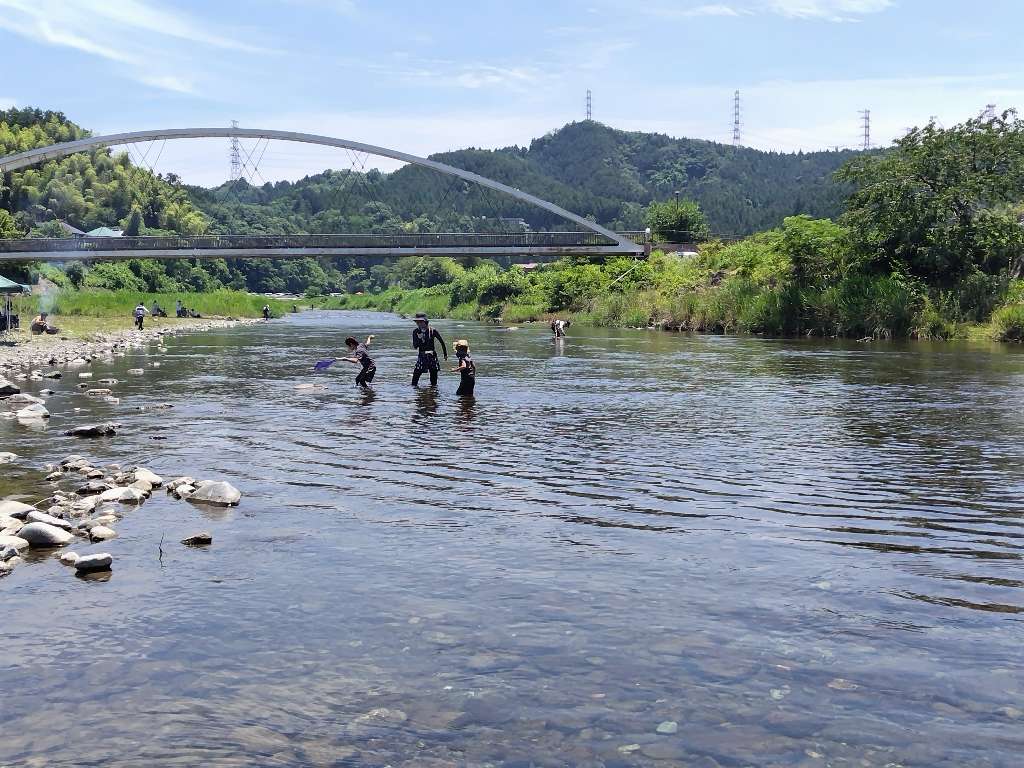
[
  {"xmin": 0, "ymin": 501, "xmax": 36, "ymax": 520},
  {"xmin": 15, "ymin": 403, "xmax": 50, "ymax": 419},
  {"xmin": 133, "ymin": 468, "xmax": 163, "ymax": 487},
  {"xmin": 97, "ymin": 487, "xmax": 146, "ymax": 505},
  {"xmin": 18, "ymin": 522, "xmax": 74, "ymax": 547},
  {"xmin": 3, "ymin": 394, "xmax": 43, "ymax": 407},
  {"xmin": 0, "ymin": 534, "xmax": 30, "ymax": 553},
  {"xmin": 188, "ymin": 481, "xmax": 242, "ymax": 506},
  {"xmin": 0, "ymin": 451, "xmax": 17, "ymax": 464},
  {"xmin": 74, "ymin": 553, "xmax": 112, "ymax": 572},
  {"xmin": 25, "ymin": 510, "xmax": 73, "ymax": 531},
  {"xmin": 59, "ymin": 551, "xmax": 80, "ymax": 566}
]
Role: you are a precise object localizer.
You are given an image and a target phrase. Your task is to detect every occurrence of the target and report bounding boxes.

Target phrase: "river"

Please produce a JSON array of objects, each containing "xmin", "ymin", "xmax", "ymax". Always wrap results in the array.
[{"xmin": 1, "ymin": 311, "xmax": 1021, "ymax": 767}]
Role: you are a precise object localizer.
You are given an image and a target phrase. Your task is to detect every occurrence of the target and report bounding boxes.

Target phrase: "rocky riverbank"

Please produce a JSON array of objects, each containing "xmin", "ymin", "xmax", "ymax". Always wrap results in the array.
[
  {"xmin": 1, "ymin": 318, "xmax": 252, "ymax": 579},
  {"xmin": 0, "ymin": 316, "xmax": 263, "ymax": 375}
]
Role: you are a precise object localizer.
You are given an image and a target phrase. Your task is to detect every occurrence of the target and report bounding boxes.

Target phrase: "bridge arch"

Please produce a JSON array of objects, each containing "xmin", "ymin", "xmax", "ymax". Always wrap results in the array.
[{"xmin": 0, "ymin": 127, "xmax": 641, "ymax": 254}]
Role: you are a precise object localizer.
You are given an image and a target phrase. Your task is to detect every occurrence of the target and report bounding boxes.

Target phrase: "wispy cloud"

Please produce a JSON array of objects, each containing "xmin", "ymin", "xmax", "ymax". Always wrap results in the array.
[
  {"xmin": 764, "ymin": 0, "xmax": 894, "ymax": 22},
  {"xmin": 683, "ymin": 4, "xmax": 746, "ymax": 17},
  {"xmin": 0, "ymin": 0, "xmax": 268, "ymax": 95}
]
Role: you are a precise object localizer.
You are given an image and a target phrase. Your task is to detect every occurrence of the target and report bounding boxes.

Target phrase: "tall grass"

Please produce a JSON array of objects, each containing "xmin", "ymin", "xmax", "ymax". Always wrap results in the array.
[{"xmin": 12, "ymin": 289, "xmax": 291, "ymax": 319}]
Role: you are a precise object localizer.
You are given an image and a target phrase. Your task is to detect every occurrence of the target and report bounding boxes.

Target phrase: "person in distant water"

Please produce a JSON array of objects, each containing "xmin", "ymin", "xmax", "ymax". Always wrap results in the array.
[
  {"xmin": 450, "ymin": 339, "xmax": 476, "ymax": 396},
  {"xmin": 175, "ymin": 299, "xmax": 185, "ymax": 318},
  {"xmin": 343, "ymin": 334, "xmax": 377, "ymax": 387},
  {"xmin": 262, "ymin": 304, "xmax": 271, "ymax": 320},
  {"xmin": 411, "ymin": 312, "xmax": 448, "ymax": 387},
  {"xmin": 550, "ymin": 318, "xmax": 571, "ymax": 337},
  {"xmin": 133, "ymin": 301, "xmax": 149, "ymax": 331}
]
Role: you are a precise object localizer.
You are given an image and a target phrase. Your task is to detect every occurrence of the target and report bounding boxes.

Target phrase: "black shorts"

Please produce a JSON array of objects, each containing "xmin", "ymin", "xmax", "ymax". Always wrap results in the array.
[{"xmin": 356, "ymin": 364, "xmax": 376, "ymax": 385}]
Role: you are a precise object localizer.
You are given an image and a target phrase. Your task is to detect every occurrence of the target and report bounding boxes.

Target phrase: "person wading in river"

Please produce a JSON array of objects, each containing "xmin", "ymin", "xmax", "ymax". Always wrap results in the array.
[
  {"xmin": 450, "ymin": 339, "xmax": 476, "ymax": 396},
  {"xmin": 343, "ymin": 334, "xmax": 376, "ymax": 387},
  {"xmin": 412, "ymin": 313, "xmax": 448, "ymax": 387}
]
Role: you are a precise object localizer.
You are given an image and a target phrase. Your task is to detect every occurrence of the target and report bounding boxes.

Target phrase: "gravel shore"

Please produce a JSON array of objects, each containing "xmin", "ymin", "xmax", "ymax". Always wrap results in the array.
[{"xmin": 0, "ymin": 317, "xmax": 262, "ymax": 375}]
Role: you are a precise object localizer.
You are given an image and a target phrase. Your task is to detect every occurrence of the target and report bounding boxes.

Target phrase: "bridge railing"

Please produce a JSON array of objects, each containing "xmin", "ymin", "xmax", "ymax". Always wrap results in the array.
[{"xmin": 0, "ymin": 231, "xmax": 618, "ymax": 253}]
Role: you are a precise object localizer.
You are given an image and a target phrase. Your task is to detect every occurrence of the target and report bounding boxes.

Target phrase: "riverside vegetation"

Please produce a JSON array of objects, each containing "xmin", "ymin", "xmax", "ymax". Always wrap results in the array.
[{"xmin": 5, "ymin": 107, "xmax": 1024, "ymax": 340}]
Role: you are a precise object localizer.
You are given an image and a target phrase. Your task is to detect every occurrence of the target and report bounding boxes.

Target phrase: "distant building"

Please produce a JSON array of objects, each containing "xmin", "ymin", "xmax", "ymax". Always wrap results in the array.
[
  {"xmin": 85, "ymin": 227, "xmax": 123, "ymax": 237},
  {"xmin": 499, "ymin": 217, "xmax": 530, "ymax": 231},
  {"xmin": 58, "ymin": 221, "xmax": 85, "ymax": 238}
]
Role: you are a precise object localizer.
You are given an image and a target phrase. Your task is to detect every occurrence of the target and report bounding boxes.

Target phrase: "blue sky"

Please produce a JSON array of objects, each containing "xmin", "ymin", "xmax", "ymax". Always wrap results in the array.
[{"xmin": 0, "ymin": 0, "xmax": 1019, "ymax": 185}]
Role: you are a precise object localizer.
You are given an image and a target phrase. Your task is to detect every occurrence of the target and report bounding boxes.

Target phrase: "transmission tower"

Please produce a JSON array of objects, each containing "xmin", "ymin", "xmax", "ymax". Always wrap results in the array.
[
  {"xmin": 859, "ymin": 109, "xmax": 871, "ymax": 150},
  {"xmin": 586, "ymin": 89, "xmax": 592, "ymax": 120},
  {"xmin": 229, "ymin": 120, "xmax": 242, "ymax": 182},
  {"xmin": 732, "ymin": 90, "xmax": 741, "ymax": 146}
]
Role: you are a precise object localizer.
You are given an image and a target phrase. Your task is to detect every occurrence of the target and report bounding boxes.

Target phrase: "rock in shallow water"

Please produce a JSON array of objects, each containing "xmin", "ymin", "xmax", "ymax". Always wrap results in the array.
[
  {"xmin": 25, "ymin": 510, "xmax": 73, "ymax": 531},
  {"xmin": 181, "ymin": 532, "xmax": 212, "ymax": 546},
  {"xmin": 97, "ymin": 487, "xmax": 145, "ymax": 505},
  {"xmin": 187, "ymin": 481, "xmax": 242, "ymax": 506},
  {"xmin": 0, "ymin": 451, "xmax": 17, "ymax": 464},
  {"xmin": 18, "ymin": 522, "xmax": 74, "ymax": 547},
  {"xmin": 59, "ymin": 551, "xmax": 80, "ymax": 566},
  {"xmin": 89, "ymin": 525, "xmax": 117, "ymax": 542},
  {"xmin": 0, "ymin": 377, "xmax": 20, "ymax": 396},
  {"xmin": 64, "ymin": 423, "xmax": 118, "ymax": 438},
  {"xmin": 0, "ymin": 501, "xmax": 36, "ymax": 520},
  {"xmin": 74, "ymin": 552, "xmax": 112, "ymax": 572}
]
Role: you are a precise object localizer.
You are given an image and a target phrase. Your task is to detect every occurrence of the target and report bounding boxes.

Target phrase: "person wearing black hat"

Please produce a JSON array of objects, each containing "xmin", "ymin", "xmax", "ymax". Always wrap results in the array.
[{"xmin": 411, "ymin": 312, "xmax": 448, "ymax": 387}]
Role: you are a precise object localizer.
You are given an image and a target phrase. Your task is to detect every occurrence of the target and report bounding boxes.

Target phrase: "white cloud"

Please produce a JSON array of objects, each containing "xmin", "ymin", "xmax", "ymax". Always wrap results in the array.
[
  {"xmin": 764, "ymin": 0, "xmax": 894, "ymax": 22},
  {"xmin": 0, "ymin": 0, "xmax": 267, "ymax": 94},
  {"xmin": 684, "ymin": 4, "xmax": 745, "ymax": 17}
]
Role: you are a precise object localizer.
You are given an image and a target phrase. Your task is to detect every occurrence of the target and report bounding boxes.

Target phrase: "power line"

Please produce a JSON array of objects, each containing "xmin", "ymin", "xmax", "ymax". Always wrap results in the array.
[
  {"xmin": 586, "ymin": 89, "xmax": 592, "ymax": 121},
  {"xmin": 732, "ymin": 90, "xmax": 741, "ymax": 146},
  {"xmin": 229, "ymin": 120, "xmax": 242, "ymax": 182},
  {"xmin": 859, "ymin": 109, "xmax": 871, "ymax": 150}
]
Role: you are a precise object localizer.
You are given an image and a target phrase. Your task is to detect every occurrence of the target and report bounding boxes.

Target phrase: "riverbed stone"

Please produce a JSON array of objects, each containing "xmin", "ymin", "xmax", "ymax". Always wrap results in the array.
[
  {"xmin": 127, "ymin": 368, "xmax": 144, "ymax": 375},
  {"xmin": 181, "ymin": 532, "xmax": 213, "ymax": 546},
  {"xmin": 188, "ymin": 480, "xmax": 242, "ymax": 506},
  {"xmin": 18, "ymin": 522, "xmax": 74, "ymax": 547},
  {"xmin": 173, "ymin": 484, "xmax": 196, "ymax": 499},
  {"xmin": 15, "ymin": 403, "xmax": 50, "ymax": 419},
  {"xmin": 133, "ymin": 468, "xmax": 163, "ymax": 487},
  {"xmin": 77, "ymin": 481, "xmax": 112, "ymax": 496},
  {"xmin": 25, "ymin": 510, "xmax": 73, "ymax": 530},
  {"xmin": 1, "ymin": 541, "xmax": 25, "ymax": 559},
  {"xmin": 166, "ymin": 476, "xmax": 196, "ymax": 491},
  {"xmin": 89, "ymin": 525, "xmax": 117, "ymax": 542},
  {"xmin": 97, "ymin": 487, "xmax": 145, "ymax": 505},
  {"xmin": 85, "ymin": 388, "xmax": 111, "ymax": 397},
  {"xmin": 0, "ymin": 377, "xmax": 20, "ymax": 396},
  {"xmin": 74, "ymin": 552, "xmax": 112, "ymax": 572},
  {"xmin": 64, "ymin": 422, "xmax": 118, "ymax": 438},
  {"xmin": 0, "ymin": 501, "xmax": 36, "ymax": 520},
  {"xmin": 656, "ymin": 721, "xmax": 679, "ymax": 735},
  {"xmin": 98, "ymin": 378, "xmax": 118, "ymax": 385},
  {"xmin": 59, "ymin": 551, "xmax": 80, "ymax": 566},
  {"xmin": 0, "ymin": 451, "xmax": 17, "ymax": 463},
  {"xmin": 3, "ymin": 394, "xmax": 43, "ymax": 407}
]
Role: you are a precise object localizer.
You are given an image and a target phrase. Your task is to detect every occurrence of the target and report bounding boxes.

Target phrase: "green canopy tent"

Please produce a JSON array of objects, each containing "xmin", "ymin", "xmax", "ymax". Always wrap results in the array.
[{"xmin": 0, "ymin": 275, "xmax": 30, "ymax": 335}]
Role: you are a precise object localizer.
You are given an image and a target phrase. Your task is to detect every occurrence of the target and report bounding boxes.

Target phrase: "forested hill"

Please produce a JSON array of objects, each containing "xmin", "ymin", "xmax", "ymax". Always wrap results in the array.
[{"xmin": 189, "ymin": 121, "xmax": 860, "ymax": 236}]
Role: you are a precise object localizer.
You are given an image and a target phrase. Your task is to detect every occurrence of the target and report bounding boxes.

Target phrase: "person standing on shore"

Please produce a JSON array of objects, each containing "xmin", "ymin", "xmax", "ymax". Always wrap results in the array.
[
  {"xmin": 133, "ymin": 301, "xmax": 149, "ymax": 331},
  {"xmin": 343, "ymin": 335, "xmax": 377, "ymax": 387},
  {"xmin": 412, "ymin": 313, "xmax": 448, "ymax": 387},
  {"xmin": 451, "ymin": 339, "xmax": 476, "ymax": 396}
]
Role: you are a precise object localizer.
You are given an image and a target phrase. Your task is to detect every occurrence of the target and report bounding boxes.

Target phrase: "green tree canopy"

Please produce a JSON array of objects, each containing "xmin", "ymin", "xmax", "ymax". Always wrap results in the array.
[
  {"xmin": 836, "ymin": 110, "xmax": 1024, "ymax": 284},
  {"xmin": 644, "ymin": 197, "xmax": 710, "ymax": 242}
]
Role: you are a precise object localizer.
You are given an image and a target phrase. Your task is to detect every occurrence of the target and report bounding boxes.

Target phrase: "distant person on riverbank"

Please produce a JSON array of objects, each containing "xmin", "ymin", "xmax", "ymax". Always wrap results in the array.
[
  {"xmin": 343, "ymin": 334, "xmax": 376, "ymax": 387},
  {"xmin": 412, "ymin": 313, "xmax": 448, "ymax": 387},
  {"xmin": 176, "ymin": 299, "xmax": 185, "ymax": 318},
  {"xmin": 151, "ymin": 301, "xmax": 167, "ymax": 318},
  {"xmin": 451, "ymin": 339, "xmax": 476, "ymax": 396},
  {"xmin": 133, "ymin": 302, "xmax": 149, "ymax": 331},
  {"xmin": 262, "ymin": 304, "xmax": 271, "ymax": 320},
  {"xmin": 550, "ymin": 318, "xmax": 571, "ymax": 337}
]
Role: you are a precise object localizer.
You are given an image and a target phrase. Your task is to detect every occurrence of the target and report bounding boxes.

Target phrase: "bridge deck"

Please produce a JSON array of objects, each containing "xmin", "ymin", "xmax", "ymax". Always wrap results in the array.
[{"xmin": 0, "ymin": 232, "xmax": 646, "ymax": 262}]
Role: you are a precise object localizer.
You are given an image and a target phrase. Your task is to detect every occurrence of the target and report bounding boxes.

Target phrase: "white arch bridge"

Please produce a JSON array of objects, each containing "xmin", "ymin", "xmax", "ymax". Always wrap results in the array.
[{"xmin": 0, "ymin": 127, "xmax": 645, "ymax": 264}]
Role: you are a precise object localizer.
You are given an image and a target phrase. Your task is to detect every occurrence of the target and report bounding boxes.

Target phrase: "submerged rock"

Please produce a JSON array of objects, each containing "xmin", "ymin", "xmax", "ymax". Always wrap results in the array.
[
  {"xmin": 656, "ymin": 721, "xmax": 679, "ymax": 735},
  {"xmin": 74, "ymin": 552, "xmax": 113, "ymax": 572},
  {"xmin": 15, "ymin": 403, "xmax": 50, "ymax": 420},
  {"xmin": 64, "ymin": 423, "xmax": 118, "ymax": 438},
  {"xmin": 18, "ymin": 522, "xmax": 74, "ymax": 547},
  {"xmin": 181, "ymin": 532, "xmax": 212, "ymax": 547},
  {"xmin": 188, "ymin": 481, "xmax": 242, "ymax": 506},
  {"xmin": 97, "ymin": 487, "xmax": 145, "ymax": 505}
]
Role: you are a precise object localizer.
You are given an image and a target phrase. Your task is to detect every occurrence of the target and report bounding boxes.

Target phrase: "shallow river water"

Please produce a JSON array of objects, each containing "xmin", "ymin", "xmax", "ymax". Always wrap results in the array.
[{"xmin": 1, "ymin": 311, "xmax": 1022, "ymax": 767}]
